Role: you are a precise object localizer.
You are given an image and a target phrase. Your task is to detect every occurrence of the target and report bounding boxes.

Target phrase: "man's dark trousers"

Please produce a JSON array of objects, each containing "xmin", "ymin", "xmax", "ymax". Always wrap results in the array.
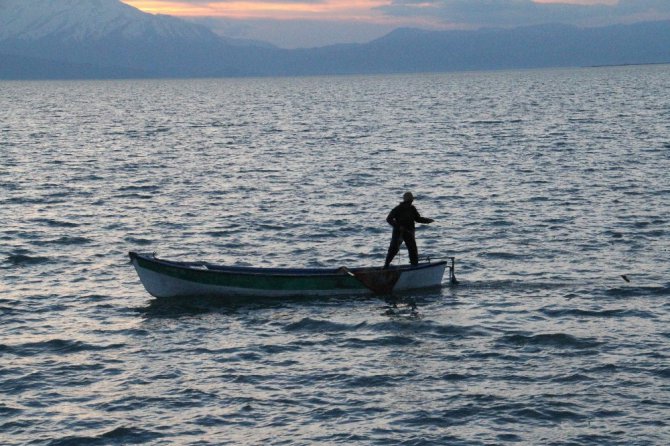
[{"xmin": 385, "ymin": 228, "xmax": 418, "ymax": 267}]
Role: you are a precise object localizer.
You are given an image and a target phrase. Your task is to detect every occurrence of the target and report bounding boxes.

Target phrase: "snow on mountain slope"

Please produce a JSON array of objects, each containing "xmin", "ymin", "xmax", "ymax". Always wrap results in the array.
[{"xmin": 0, "ymin": 0, "xmax": 219, "ymax": 42}]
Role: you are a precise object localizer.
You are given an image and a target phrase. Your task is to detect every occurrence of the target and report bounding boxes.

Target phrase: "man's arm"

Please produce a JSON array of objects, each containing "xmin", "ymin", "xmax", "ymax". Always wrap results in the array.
[
  {"xmin": 413, "ymin": 207, "xmax": 434, "ymax": 224},
  {"xmin": 386, "ymin": 208, "xmax": 398, "ymax": 227}
]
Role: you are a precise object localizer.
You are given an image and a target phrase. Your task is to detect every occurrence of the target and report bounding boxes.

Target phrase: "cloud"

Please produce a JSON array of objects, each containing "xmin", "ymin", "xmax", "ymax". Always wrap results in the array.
[
  {"xmin": 125, "ymin": 0, "xmax": 670, "ymax": 25},
  {"xmin": 377, "ymin": 0, "xmax": 670, "ymax": 28},
  {"xmin": 122, "ymin": 0, "xmax": 670, "ymax": 47},
  {"xmin": 124, "ymin": 0, "xmax": 393, "ymax": 20}
]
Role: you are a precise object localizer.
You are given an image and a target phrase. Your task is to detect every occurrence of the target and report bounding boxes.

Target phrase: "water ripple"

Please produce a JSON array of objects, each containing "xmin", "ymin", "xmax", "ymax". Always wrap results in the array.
[
  {"xmin": 47, "ymin": 426, "xmax": 165, "ymax": 446},
  {"xmin": 2, "ymin": 67, "xmax": 669, "ymax": 445},
  {"xmin": 497, "ymin": 332, "xmax": 602, "ymax": 350}
]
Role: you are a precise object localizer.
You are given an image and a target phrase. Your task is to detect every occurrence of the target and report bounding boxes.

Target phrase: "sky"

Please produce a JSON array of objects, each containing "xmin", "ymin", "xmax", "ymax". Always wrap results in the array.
[{"xmin": 121, "ymin": 0, "xmax": 670, "ymax": 48}]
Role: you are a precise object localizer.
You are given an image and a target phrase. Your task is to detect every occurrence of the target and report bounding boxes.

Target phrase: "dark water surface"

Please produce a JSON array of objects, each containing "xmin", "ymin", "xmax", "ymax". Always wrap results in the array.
[{"xmin": 1, "ymin": 66, "xmax": 669, "ymax": 445}]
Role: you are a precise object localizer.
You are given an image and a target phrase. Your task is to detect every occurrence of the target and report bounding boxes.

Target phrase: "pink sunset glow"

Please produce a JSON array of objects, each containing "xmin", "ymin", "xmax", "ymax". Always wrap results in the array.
[
  {"xmin": 119, "ymin": 0, "xmax": 668, "ymax": 48},
  {"xmin": 122, "ymin": 0, "xmax": 621, "ymax": 21},
  {"xmin": 123, "ymin": 0, "xmax": 393, "ymax": 20}
]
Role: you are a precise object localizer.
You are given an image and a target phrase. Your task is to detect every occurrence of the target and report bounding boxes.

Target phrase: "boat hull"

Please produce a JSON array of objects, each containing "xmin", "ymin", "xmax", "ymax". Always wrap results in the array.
[{"xmin": 129, "ymin": 252, "xmax": 449, "ymax": 299}]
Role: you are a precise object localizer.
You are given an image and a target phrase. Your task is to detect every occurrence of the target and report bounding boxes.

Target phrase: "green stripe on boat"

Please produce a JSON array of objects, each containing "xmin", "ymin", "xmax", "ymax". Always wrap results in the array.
[{"xmin": 129, "ymin": 251, "xmax": 452, "ymax": 298}]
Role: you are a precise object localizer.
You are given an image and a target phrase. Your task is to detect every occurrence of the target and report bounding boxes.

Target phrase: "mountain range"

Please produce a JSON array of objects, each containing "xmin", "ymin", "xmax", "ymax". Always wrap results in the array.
[{"xmin": 1, "ymin": 0, "xmax": 670, "ymax": 79}]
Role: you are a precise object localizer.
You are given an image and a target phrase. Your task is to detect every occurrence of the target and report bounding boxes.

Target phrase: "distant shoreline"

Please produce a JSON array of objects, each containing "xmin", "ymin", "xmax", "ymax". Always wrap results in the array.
[{"xmin": 588, "ymin": 61, "xmax": 670, "ymax": 68}]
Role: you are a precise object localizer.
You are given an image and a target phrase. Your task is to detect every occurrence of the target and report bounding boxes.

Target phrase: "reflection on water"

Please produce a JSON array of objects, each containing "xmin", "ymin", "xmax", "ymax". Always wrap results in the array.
[{"xmin": 1, "ymin": 66, "xmax": 669, "ymax": 445}]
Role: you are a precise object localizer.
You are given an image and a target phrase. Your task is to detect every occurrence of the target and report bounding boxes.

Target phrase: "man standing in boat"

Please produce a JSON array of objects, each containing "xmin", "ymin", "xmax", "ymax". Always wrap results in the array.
[{"xmin": 384, "ymin": 192, "xmax": 434, "ymax": 268}]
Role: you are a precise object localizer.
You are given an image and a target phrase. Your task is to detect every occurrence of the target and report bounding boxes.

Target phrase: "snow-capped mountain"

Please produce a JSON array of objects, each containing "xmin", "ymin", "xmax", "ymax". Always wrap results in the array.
[
  {"xmin": 0, "ymin": 0, "xmax": 277, "ymax": 78},
  {"xmin": 1, "ymin": 1, "xmax": 669, "ymax": 80},
  {"xmin": 0, "ymin": 0, "xmax": 220, "ymax": 42}
]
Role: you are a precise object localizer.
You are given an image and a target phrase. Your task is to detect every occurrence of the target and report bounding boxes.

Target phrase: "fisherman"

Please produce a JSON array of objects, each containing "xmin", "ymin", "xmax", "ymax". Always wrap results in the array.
[{"xmin": 383, "ymin": 192, "xmax": 434, "ymax": 268}]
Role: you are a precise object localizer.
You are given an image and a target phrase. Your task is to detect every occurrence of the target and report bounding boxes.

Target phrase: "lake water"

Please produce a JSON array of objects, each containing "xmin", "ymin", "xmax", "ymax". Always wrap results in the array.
[{"xmin": 1, "ymin": 66, "xmax": 669, "ymax": 445}]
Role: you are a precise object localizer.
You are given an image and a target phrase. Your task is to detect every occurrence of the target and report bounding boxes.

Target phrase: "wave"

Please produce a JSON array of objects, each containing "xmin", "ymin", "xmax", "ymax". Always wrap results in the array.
[
  {"xmin": 343, "ymin": 335, "xmax": 419, "ymax": 348},
  {"xmin": 457, "ymin": 279, "xmax": 570, "ymax": 292},
  {"xmin": 3, "ymin": 253, "xmax": 51, "ymax": 267},
  {"xmin": 41, "ymin": 236, "xmax": 92, "ymax": 246},
  {"xmin": 604, "ymin": 284, "xmax": 670, "ymax": 298},
  {"xmin": 124, "ymin": 236, "xmax": 153, "ymax": 246},
  {"xmin": 345, "ymin": 374, "xmax": 397, "ymax": 388},
  {"xmin": 539, "ymin": 307, "xmax": 654, "ymax": 319},
  {"xmin": 367, "ymin": 320, "xmax": 491, "ymax": 339},
  {"xmin": 509, "ymin": 406, "xmax": 587, "ymax": 423},
  {"xmin": 5, "ymin": 196, "xmax": 47, "ymax": 204},
  {"xmin": 0, "ymin": 404, "xmax": 22, "ymax": 417},
  {"xmin": 117, "ymin": 184, "xmax": 160, "ymax": 192},
  {"xmin": 497, "ymin": 332, "xmax": 602, "ymax": 350},
  {"xmin": 113, "ymin": 193, "xmax": 153, "ymax": 200},
  {"xmin": 284, "ymin": 317, "xmax": 366, "ymax": 333},
  {"xmin": 0, "ymin": 304, "xmax": 22, "ymax": 317},
  {"xmin": 3, "ymin": 339, "xmax": 125, "ymax": 357},
  {"xmin": 204, "ymin": 229, "xmax": 242, "ymax": 237},
  {"xmin": 470, "ymin": 119, "xmax": 505, "ymax": 125},
  {"xmin": 399, "ymin": 399, "xmax": 588, "ymax": 430},
  {"xmin": 47, "ymin": 426, "xmax": 164, "ymax": 446},
  {"xmin": 440, "ymin": 372, "xmax": 475, "ymax": 381},
  {"xmin": 479, "ymin": 251, "xmax": 527, "ymax": 260},
  {"xmin": 30, "ymin": 218, "xmax": 80, "ymax": 228},
  {"xmin": 551, "ymin": 373, "xmax": 595, "ymax": 383}
]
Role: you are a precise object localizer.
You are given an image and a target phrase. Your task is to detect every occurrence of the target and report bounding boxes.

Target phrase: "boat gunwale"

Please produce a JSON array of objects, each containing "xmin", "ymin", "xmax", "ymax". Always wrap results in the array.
[{"xmin": 129, "ymin": 251, "xmax": 447, "ymax": 278}]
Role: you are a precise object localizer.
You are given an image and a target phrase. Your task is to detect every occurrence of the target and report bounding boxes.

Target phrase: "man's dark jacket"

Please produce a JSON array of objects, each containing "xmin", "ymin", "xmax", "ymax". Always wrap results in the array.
[{"xmin": 386, "ymin": 202, "xmax": 432, "ymax": 232}]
